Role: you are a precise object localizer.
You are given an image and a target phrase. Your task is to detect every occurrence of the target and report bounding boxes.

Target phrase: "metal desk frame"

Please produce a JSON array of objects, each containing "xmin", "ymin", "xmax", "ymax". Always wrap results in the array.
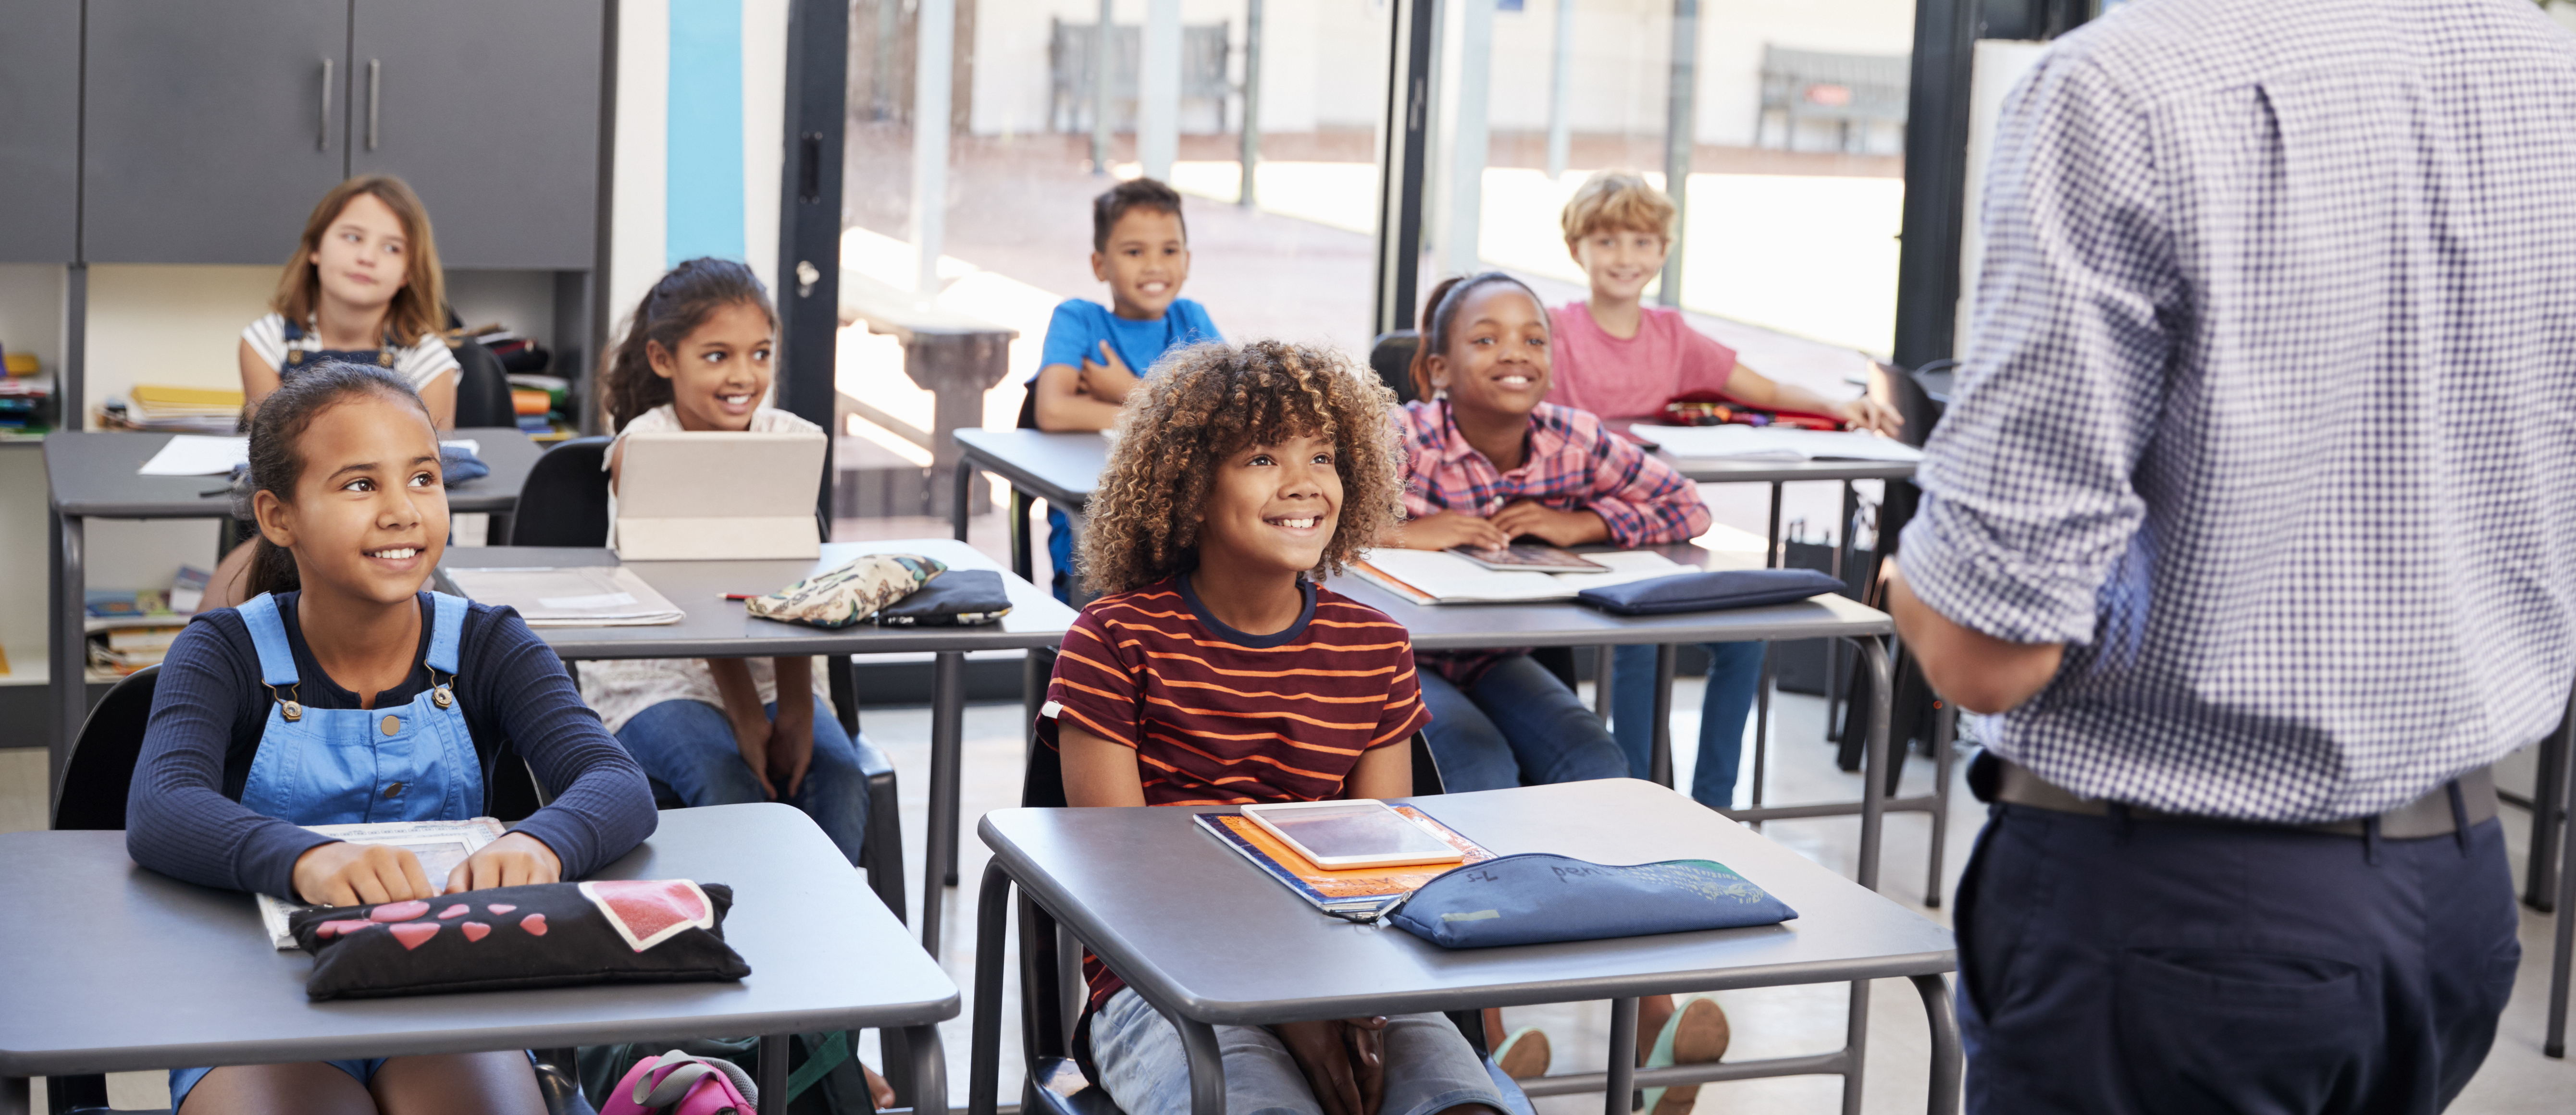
[
  {"xmin": 963, "ymin": 782, "xmax": 1960, "ymax": 1115},
  {"xmin": 438, "ymin": 538, "xmax": 1077, "ymax": 964}
]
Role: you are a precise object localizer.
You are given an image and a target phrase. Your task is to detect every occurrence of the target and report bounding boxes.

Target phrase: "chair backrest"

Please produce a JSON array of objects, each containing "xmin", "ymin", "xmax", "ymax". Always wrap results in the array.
[
  {"xmin": 1369, "ymin": 331, "xmax": 1420, "ymax": 405},
  {"xmin": 508, "ymin": 436, "xmax": 614, "ymax": 547},
  {"xmin": 55, "ymin": 666, "xmax": 161, "ymax": 831},
  {"xmin": 449, "ymin": 338, "xmax": 516, "ymax": 429}
]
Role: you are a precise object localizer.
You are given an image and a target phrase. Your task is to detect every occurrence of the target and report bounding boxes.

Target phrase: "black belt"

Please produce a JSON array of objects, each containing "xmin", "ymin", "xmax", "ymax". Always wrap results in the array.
[{"xmin": 1984, "ymin": 755, "xmax": 2495, "ymax": 839}]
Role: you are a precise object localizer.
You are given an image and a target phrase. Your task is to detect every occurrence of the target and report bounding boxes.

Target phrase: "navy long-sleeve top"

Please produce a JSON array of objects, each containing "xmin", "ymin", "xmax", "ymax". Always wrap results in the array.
[{"xmin": 127, "ymin": 591, "xmax": 658, "ymax": 898}]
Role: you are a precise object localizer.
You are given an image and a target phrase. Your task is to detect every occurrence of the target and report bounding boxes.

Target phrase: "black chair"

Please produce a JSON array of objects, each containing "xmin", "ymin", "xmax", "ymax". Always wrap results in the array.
[
  {"xmin": 987, "ymin": 733, "xmax": 1513, "ymax": 1115},
  {"xmin": 1369, "ymin": 331, "xmax": 1421, "ymax": 405},
  {"xmin": 507, "ymin": 436, "xmax": 614, "ymax": 547},
  {"xmin": 449, "ymin": 337, "xmax": 518, "ymax": 430}
]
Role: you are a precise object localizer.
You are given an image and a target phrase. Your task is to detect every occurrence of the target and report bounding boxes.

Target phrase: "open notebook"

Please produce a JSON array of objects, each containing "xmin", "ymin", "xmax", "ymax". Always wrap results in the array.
[
  {"xmin": 1633, "ymin": 424, "xmax": 1922, "ymax": 463},
  {"xmin": 1351, "ymin": 549, "xmax": 1696, "ymax": 604},
  {"xmin": 441, "ymin": 566, "xmax": 684, "ymax": 626}
]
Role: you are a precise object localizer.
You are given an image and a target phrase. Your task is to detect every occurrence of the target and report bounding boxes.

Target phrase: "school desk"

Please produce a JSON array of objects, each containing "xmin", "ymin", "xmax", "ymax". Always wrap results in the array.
[
  {"xmin": 0, "ymin": 803, "xmax": 955, "ymax": 1115},
  {"xmin": 437, "ymin": 537, "xmax": 1078, "ymax": 961},
  {"xmin": 965, "ymin": 779, "xmax": 1960, "ymax": 1115},
  {"xmin": 1329, "ymin": 545, "xmax": 1953, "ymax": 903},
  {"xmin": 42, "ymin": 429, "xmax": 543, "ymax": 790}
]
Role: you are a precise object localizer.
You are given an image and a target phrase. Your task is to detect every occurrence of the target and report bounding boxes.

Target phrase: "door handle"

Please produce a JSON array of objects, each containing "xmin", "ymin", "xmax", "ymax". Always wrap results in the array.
[
  {"xmin": 367, "ymin": 59, "xmax": 381, "ymax": 150},
  {"xmin": 319, "ymin": 57, "xmax": 334, "ymax": 150}
]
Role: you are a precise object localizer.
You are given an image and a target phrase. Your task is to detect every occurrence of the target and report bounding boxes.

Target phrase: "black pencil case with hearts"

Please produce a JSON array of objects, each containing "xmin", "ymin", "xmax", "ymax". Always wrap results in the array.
[{"xmin": 287, "ymin": 879, "xmax": 750, "ymax": 1001}]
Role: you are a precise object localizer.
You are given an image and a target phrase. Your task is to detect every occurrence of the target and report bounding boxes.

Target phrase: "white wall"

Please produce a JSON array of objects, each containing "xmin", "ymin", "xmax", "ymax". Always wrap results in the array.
[{"xmin": 82, "ymin": 265, "xmax": 275, "ymax": 418}]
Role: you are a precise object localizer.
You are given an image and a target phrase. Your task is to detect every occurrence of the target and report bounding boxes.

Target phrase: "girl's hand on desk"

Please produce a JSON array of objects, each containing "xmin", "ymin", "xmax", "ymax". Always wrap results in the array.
[
  {"xmin": 1275, "ymin": 1017, "xmax": 1389, "ymax": 1115},
  {"xmin": 445, "ymin": 832, "xmax": 563, "ymax": 893},
  {"xmin": 1488, "ymin": 501, "xmax": 1610, "ymax": 547},
  {"xmin": 730, "ymin": 707, "xmax": 781, "ymax": 800},
  {"xmin": 768, "ymin": 703, "xmax": 816, "ymax": 799},
  {"xmin": 1834, "ymin": 396, "xmax": 1904, "ymax": 438},
  {"xmin": 1399, "ymin": 512, "xmax": 1511, "ymax": 551},
  {"xmin": 293, "ymin": 841, "xmax": 434, "ymax": 907}
]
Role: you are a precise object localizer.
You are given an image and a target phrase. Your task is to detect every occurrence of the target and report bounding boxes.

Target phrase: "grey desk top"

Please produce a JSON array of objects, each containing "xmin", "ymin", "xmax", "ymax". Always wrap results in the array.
[
  {"xmin": 979, "ymin": 779, "xmax": 1955, "ymax": 1026},
  {"xmin": 0, "ymin": 803, "xmax": 959, "ymax": 1077},
  {"xmin": 43, "ymin": 428, "xmax": 544, "ymax": 517},
  {"xmin": 439, "ymin": 537, "xmax": 1078, "ymax": 660},
  {"xmin": 954, "ymin": 428, "xmax": 1103, "ymax": 509},
  {"xmin": 1326, "ymin": 542, "xmax": 1893, "ymax": 649},
  {"xmin": 955, "ymin": 426, "xmax": 1914, "ymax": 508}
]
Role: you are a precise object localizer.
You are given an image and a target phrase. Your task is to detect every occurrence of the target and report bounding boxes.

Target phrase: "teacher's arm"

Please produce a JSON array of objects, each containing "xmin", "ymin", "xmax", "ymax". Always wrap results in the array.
[{"xmin": 1890, "ymin": 52, "xmax": 2175, "ymax": 716}]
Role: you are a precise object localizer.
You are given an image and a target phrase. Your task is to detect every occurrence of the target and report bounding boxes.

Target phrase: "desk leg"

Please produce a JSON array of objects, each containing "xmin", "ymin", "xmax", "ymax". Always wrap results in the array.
[
  {"xmin": 1910, "ymin": 974, "xmax": 1961, "ymax": 1115},
  {"xmin": 49, "ymin": 511, "xmax": 84, "ymax": 799},
  {"xmin": 2526, "ymin": 692, "xmax": 2573, "ymax": 911},
  {"xmin": 1593, "ymin": 644, "xmax": 1615, "ymax": 721},
  {"xmin": 1650, "ymin": 646, "xmax": 1677, "ymax": 788},
  {"xmin": 1604, "ymin": 997, "xmax": 1638, "ymax": 1115},
  {"xmin": 905, "ymin": 1024, "xmax": 952, "ymax": 1115},
  {"xmin": 923, "ymin": 650, "xmax": 966, "ymax": 956},
  {"xmin": 1856, "ymin": 637, "xmax": 1893, "ymax": 893},
  {"xmin": 2550, "ymin": 721, "xmax": 2576, "ymax": 1058},
  {"xmin": 760, "ymin": 1033, "xmax": 791, "ymax": 1115},
  {"xmin": 969, "ymin": 862, "xmax": 1014, "ymax": 1115},
  {"xmin": 1171, "ymin": 1011, "xmax": 1229, "ymax": 1115},
  {"xmin": 1010, "ymin": 488, "xmax": 1035, "ymax": 583},
  {"xmin": 1751, "ymin": 646, "xmax": 1773, "ymax": 824},
  {"xmin": 1, "ymin": 1075, "xmax": 24, "ymax": 1115},
  {"xmin": 1842, "ymin": 979, "xmax": 1872, "ymax": 1115},
  {"xmin": 1925, "ymin": 699, "xmax": 1956, "ymax": 908},
  {"xmin": 954, "ymin": 459, "xmax": 975, "ymax": 542}
]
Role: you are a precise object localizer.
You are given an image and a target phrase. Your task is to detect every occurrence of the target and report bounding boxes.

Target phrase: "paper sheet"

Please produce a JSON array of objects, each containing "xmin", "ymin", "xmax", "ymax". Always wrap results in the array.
[
  {"xmin": 441, "ymin": 565, "xmax": 683, "ymax": 626},
  {"xmin": 1633, "ymin": 424, "xmax": 1923, "ymax": 463},
  {"xmin": 138, "ymin": 436, "xmax": 483, "ymax": 477},
  {"xmin": 1355, "ymin": 549, "xmax": 1693, "ymax": 604}
]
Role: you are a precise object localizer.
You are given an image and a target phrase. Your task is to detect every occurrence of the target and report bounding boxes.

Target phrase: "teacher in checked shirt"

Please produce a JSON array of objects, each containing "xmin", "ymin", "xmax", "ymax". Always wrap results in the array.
[{"xmin": 1886, "ymin": 1, "xmax": 2576, "ymax": 1111}]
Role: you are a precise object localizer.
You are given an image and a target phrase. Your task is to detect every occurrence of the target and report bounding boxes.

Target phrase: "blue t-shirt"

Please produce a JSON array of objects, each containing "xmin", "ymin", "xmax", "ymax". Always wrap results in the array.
[{"xmin": 1031, "ymin": 297, "xmax": 1224, "ymax": 385}]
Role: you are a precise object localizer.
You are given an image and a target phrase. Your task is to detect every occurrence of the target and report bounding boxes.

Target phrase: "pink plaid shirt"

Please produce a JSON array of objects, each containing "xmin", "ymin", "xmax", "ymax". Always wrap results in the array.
[{"xmin": 1392, "ymin": 399, "xmax": 1711, "ymax": 548}]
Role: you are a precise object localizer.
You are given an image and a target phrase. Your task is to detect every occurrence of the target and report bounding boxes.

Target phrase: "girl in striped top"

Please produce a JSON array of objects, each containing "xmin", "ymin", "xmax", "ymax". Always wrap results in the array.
[{"xmin": 1042, "ymin": 340, "xmax": 1508, "ymax": 1115}]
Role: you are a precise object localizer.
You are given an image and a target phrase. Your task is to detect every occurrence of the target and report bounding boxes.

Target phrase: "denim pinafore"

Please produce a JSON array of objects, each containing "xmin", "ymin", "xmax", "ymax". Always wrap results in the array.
[
  {"xmin": 279, "ymin": 317, "xmax": 399, "ymax": 372},
  {"xmin": 235, "ymin": 592, "xmax": 484, "ymax": 826}
]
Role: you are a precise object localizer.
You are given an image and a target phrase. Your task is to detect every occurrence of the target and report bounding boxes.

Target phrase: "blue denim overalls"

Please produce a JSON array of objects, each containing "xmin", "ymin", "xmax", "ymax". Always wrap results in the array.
[
  {"xmin": 279, "ymin": 318, "xmax": 399, "ymax": 373},
  {"xmin": 168, "ymin": 590, "xmax": 489, "ymax": 1101}
]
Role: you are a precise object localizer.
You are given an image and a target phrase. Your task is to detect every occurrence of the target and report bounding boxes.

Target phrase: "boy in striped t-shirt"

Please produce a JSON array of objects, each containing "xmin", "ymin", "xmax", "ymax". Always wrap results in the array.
[{"xmin": 1041, "ymin": 341, "xmax": 1506, "ymax": 1115}]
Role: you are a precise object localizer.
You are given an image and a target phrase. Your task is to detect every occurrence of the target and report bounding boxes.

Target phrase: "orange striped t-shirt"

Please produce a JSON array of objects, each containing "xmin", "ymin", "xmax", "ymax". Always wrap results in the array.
[{"xmin": 1043, "ymin": 575, "xmax": 1431, "ymax": 806}]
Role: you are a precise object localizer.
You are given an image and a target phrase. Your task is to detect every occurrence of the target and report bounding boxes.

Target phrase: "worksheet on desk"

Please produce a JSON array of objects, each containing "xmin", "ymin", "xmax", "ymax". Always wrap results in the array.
[{"xmin": 138, "ymin": 436, "xmax": 484, "ymax": 477}]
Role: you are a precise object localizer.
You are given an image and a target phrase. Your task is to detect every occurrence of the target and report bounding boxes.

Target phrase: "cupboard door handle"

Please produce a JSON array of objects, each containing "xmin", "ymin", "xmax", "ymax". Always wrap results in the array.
[
  {"xmin": 319, "ymin": 57, "xmax": 334, "ymax": 150},
  {"xmin": 367, "ymin": 59, "xmax": 381, "ymax": 150}
]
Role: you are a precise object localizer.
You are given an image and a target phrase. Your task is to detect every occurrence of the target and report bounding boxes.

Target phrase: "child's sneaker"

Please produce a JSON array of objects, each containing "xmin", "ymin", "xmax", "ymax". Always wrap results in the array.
[
  {"xmin": 1494, "ymin": 1025, "xmax": 1553, "ymax": 1079},
  {"xmin": 1640, "ymin": 997, "xmax": 1730, "ymax": 1115}
]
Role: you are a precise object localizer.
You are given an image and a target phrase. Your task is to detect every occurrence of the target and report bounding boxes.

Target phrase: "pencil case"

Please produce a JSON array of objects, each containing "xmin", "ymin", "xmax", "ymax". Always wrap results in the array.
[
  {"xmin": 876, "ymin": 569, "xmax": 1011, "ymax": 626},
  {"xmin": 745, "ymin": 553, "xmax": 946, "ymax": 628},
  {"xmin": 288, "ymin": 879, "xmax": 750, "ymax": 1001},
  {"xmin": 1574, "ymin": 568, "xmax": 1845, "ymax": 616},
  {"xmin": 1385, "ymin": 853, "xmax": 1797, "ymax": 949}
]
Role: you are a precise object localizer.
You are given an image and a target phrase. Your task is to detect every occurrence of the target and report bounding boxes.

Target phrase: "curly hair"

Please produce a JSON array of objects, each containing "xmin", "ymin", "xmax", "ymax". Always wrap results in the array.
[{"xmin": 1079, "ymin": 340, "xmax": 1406, "ymax": 595}]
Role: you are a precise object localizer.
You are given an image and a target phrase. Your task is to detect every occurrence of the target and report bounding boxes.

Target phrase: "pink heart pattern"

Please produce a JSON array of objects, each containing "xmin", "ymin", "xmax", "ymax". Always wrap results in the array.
[
  {"xmin": 520, "ymin": 913, "xmax": 547, "ymax": 936},
  {"xmin": 388, "ymin": 922, "xmax": 439, "ymax": 951},
  {"xmin": 369, "ymin": 900, "xmax": 432, "ymax": 923},
  {"xmin": 437, "ymin": 904, "xmax": 471, "ymax": 919},
  {"xmin": 461, "ymin": 921, "xmax": 491, "ymax": 942},
  {"xmin": 487, "ymin": 904, "xmax": 517, "ymax": 915},
  {"xmin": 315, "ymin": 919, "xmax": 377, "ymax": 939}
]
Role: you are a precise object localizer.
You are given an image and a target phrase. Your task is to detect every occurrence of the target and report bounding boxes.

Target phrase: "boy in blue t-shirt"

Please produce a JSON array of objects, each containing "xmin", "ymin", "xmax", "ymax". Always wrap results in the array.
[{"xmin": 1026, "ymin": 177, "xmax": 1223, "ymax": 600}]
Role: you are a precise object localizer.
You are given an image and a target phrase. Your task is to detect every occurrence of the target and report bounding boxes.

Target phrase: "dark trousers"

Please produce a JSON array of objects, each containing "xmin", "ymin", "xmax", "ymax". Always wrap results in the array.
[{"xmin": 1956, "ymin": 802, "xmax": 2521, "ymax": 1114}]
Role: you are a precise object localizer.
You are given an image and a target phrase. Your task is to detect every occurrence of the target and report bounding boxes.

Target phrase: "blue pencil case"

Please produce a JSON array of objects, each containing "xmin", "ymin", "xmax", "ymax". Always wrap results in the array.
[
  {"xmin": 1385, "ymin": 853, "xmax": 1798, "ymax": 949},
  {"xmin": 1575, "ymin": 568, "xmax": 1845, "ymax": 616}
]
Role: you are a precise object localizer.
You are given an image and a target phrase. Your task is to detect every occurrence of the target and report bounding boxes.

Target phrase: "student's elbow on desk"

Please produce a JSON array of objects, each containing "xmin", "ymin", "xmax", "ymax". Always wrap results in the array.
[
  {"xmin": 1031, "ymin": 364, "xmax": 1106, "ymax": 431},
  {"xmin": 1885, "ymin": 563, "xmax": 2064, "ymax": 715}
]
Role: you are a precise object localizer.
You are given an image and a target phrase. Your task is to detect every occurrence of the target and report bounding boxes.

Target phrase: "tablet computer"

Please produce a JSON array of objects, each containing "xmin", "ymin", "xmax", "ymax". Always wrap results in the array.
[
  {"xmin": 615, "ymin": 429, "xmax": 826, "ymax": 560},
  {"xmin": 1238, "ymin": 799, "xmax": 1468, "ymax": 870},
  {"xmin": 1447, "ymin": 544, "xmax": 1609, "ymax": 573}
]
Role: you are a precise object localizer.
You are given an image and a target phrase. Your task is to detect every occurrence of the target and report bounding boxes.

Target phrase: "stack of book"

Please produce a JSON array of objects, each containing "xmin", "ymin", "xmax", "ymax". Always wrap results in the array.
[
  {"xmin": 82, "ymin": 566, "xmax": 212, "ymax": 680},
  {"xmin": 113, "ymin": 385, "xmax": 245, "ymax": 433},
  {"xmin": 88, "ymin": 624, "xmax": 186, "ymax": 677},
  {"xmin": 508, "ymin": 373, "xmax": 572, "ymax": 436}
]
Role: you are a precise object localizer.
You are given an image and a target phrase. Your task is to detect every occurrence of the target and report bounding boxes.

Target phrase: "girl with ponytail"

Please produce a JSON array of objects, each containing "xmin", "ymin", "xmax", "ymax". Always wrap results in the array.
[{"xmin": 128, "ymin": 362, "xmax": 656, "ymax": 1114}]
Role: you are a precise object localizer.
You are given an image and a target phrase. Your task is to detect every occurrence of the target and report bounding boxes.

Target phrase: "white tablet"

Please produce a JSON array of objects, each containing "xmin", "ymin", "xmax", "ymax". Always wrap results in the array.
[
  {"xmin": 1238, "ymin": 799, "xmax": 1467, "ymax": 870},
  {"xmin": 615, "ymin": 429, "xmax": 825, "ymax": 560}
]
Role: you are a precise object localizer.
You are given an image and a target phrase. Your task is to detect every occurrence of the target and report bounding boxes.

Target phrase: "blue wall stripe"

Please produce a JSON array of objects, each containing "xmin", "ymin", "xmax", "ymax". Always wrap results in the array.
[{"xmin": 667, "ymin": 0, "xmax": 747, "ymax": 267}]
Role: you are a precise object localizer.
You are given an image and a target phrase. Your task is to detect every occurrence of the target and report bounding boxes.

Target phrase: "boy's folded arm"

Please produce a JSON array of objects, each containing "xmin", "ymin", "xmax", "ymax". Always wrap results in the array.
[
  {"xmin": 471, "ymin": 609, "xmax": 658, "ymax": 877},
  {"xmin": 1032, "ymin": 363, "xmax": 1123, "ymax": 430}
]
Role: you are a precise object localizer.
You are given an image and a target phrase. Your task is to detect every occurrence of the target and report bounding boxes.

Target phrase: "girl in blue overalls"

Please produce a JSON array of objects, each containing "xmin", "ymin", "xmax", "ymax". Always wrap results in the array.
[
  {"xmin": 205, "ymin": 175, "xmax": 464, "ymax": 614},
  {"xmin": 128, "ymin": 362, "xmax": 658, "ymax": 1115}
]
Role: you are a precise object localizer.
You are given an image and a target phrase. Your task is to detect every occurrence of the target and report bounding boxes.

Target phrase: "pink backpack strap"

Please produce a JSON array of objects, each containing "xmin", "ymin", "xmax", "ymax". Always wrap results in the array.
[{"xmin": 628, "ymin": 1051, "xmax": 758, "ymax": 1114}]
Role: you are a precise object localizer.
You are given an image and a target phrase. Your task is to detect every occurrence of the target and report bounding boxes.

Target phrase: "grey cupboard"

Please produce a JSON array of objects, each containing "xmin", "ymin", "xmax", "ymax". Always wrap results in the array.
[{"xmin": 0, "ymin": 0, "xmax": 86, "ymax": 262}]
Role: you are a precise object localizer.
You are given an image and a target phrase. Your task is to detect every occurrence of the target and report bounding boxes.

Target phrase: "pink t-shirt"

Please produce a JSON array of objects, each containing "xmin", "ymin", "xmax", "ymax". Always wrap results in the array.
[{"xmin": 1545, "ymin": 302, "xmax": 1740, "ymax": 421}]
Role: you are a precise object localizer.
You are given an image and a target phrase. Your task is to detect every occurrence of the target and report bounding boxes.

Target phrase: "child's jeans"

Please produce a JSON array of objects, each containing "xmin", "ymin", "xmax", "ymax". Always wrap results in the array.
[
  {"xmin": 1090, "ymin": 989, "xmax": 1511, "ymax": 1115},
  {"xmin": 615, "ymin": 696, "xmax": 874, "ymax": 866},
  {"xmin": 1416, "ymin": 653, "xmax": 1627, "ymax": 792},
  {"xmin": 1610, "ymin": 641, "xmax": 1764, "ymax": 809}
]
